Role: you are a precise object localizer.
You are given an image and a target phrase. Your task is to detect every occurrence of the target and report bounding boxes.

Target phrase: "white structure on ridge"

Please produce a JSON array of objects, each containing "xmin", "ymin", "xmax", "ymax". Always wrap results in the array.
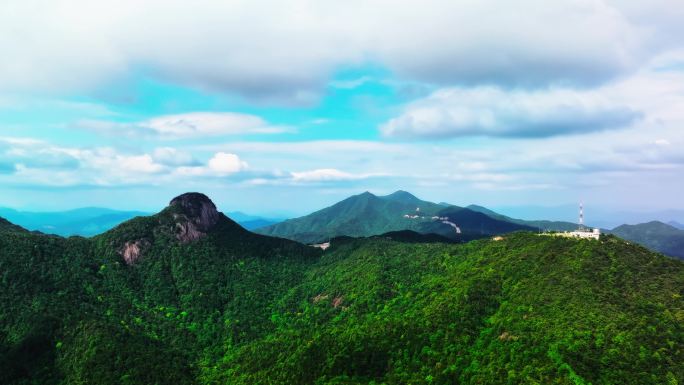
[{"xmin": 567, "ymin": 202, "xmax": 600, "ymax": 240}]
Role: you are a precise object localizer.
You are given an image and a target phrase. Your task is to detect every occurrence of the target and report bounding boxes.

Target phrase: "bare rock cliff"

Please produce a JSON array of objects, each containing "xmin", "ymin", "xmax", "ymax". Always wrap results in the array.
[
  {"xmin": 169, "ymin": 192, "xmax": 220, "ymax": 243},
  {"xmin": 120, "ymin": 239, "xmax": 150, "ymax": 265}
]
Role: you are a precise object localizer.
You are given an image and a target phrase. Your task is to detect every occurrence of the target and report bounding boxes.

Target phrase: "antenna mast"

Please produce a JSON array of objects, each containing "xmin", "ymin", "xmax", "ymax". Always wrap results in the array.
[{"xmin": 579, "ymin": 202, "xmax": 584, "ymax": 231}]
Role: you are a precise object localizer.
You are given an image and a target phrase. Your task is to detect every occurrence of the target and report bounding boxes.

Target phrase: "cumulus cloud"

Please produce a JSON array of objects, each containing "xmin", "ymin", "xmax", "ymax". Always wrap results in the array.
[
  {"xmin": 0, "ymin": 137, "xmax": 255, "ymax": 186},
  {"xmin": 1, "ymin": 0, "xmax": 682, "ymax": 101},
  {"xmin": 0, "ymin": 137, "xmax": 80, "ymax": 170},
  {"xmin": 208, "ymin": 152, "xmax": 248, "ymax": 175},
  {"xmin": 175, "ymin": 152, "xmax": 248, "ymax": 178},
  {"xmin": 78, "ymin": 112, "xmax": 290, "ymax": 139},
  {"xmin": 118, "ymin": 154, "xmax": 164, "ymax": 174},
  {"xmin": 380, "ymin": 87, "xmax": 642, "ymax": 139}
]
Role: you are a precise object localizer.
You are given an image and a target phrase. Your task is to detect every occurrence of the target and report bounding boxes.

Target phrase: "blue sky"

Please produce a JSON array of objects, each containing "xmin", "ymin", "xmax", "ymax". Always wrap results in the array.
[{"xmin": 1, "ymin": 0, "xmax": 683, "ymax": 216}]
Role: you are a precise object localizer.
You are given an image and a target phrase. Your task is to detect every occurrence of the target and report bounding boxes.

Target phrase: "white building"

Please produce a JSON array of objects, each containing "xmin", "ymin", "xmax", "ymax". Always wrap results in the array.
[
  {"xmin": 566, "ymin": 228, "xmax": 601, "ymax": 240},
  {"xmin": 541, "ymin": 203, "xmax": 602, "ymax": 240}
]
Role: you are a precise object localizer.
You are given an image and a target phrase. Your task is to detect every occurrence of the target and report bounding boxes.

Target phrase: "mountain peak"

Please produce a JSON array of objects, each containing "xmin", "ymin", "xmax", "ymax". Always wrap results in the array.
[
  {"xmin": 383, "ymin": 190, "xmax": 420, "ymax": 203},
  {"xmin": 168, "ymin": 192, "xmax": 220, "ymax": 242}
]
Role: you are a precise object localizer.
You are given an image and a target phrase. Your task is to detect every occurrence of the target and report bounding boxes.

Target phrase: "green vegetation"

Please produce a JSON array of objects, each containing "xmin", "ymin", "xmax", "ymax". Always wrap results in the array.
[
  {"xmin": 610, "ymin": 221, "xmax": 684, "ymax": 259},
  {"xmin": 256, "ymin": 191, "xmax": 533, "ymax": 243},
  {"xmin": 1, "ymin": 195, "xmax": 683, "ymax": 384},
  {"xmin": 466, "ymin": 204, "xmax": 579, "ymax": 232}
]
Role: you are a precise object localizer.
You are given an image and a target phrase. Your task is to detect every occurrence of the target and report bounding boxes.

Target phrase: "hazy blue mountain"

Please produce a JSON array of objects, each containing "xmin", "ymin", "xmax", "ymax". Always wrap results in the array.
[
  {"xmin": 490, "ymin": 204, "xmax": 684, "ymax": 229},
  {"xmin": 0, "ymin": 207, "xmax": 149, "ymax": 237},
  {"xmin": 668, "ymin": 220, "xmax": 684, "ymax": 230},
  {"xmin": 608, "ymin": 221, "xmax": 684, "ymax": 259},
  {"xmin": 226, "ymin": 211, "xmax": 284, "ymax": 230},
  {"xmin": 466, "ymin": 204, "xmax": 579, "ymax": 232},
  {"xmin": 0, "ymin": 207, "xmax": 282, "ymax": 236},
  {"xmin": 255, "ymin": 191, "xmax": 533, "ymax": 243}
]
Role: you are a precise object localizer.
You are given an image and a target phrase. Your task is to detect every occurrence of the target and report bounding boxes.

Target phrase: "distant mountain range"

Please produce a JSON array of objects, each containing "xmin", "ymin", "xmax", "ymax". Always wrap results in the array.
[
  {"xmin": 225, "ymin": 211, "xmax": 283, "ymax": 230},
  {"xmin": 465, "ymin": 204, "xmax": 578, "ymax": 232},
  {"xmin": 0, "ymin": 207, "xmax": 281, "ymax": 236},
  {"xmin": 255, "ymin": 190, "xmax": 534, "ymax": 243},
  {"xmin": 2, "ymin": 191, "xmax": 682, "ymax": 260},
  {"xmin": 0, "ymin": 207, "xmax": 149, "ymax": 237},
  {"xmin": 487, "ymin": 204, "xmax": 684, "ymax": 229},
  {"xmin": 608, "ymin": 221, "xmax": 684, "ymax": 259},
  {"xmin": 255, "ymin": 190, "xmax": 684, "ymax": 260},
  {"xmin": 668, "ymin": 220, "xmax": 684, "ymax": 230}
]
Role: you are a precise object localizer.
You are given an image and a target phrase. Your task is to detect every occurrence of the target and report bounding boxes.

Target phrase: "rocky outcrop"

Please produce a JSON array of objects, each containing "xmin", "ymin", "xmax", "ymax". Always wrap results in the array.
[
  {"xmin": 120, "ymin": 239, "xmax": 149, "ymax": 265},
  {"xmin": 169, "ymin": 192, "xmax": 220, "ymax": 243}
]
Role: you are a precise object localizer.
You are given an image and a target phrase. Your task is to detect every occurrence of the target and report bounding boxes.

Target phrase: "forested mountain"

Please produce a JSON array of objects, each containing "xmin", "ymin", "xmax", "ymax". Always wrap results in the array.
[
  {"xmin": 0, "ymin": 217, "xmax": 28, "ymax": 233},
  {"xmin": 466, "ymin": 204, "xmax": 579, "ymax": 232},
  {"xmin": 256, "ymin": 191, "xmax": 533, "ymax": 243},
  {"xmin": 609, "ymin": 221, "xmax": 684, "ymax": 259},
  {"xmin": 453, "ymin": 205, "xmax": 684, "ymax": 260},
  {"xmin": 1, "ymin": 192, "xmax": 683, "ymax": 384}
]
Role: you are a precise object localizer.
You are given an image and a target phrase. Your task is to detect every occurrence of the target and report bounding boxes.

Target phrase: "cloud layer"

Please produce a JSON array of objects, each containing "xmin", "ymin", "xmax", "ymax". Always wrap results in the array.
[
  {"xmin": 380, "ymin": 87, "xmax": 642, "ymax": 138},
  {"xmin": 1, "ymin": 0, "xmax": 683, "ymax": 101},
  {"xmin": 78, "ymin": 112, "xmax": 289, "ymax": 139}
]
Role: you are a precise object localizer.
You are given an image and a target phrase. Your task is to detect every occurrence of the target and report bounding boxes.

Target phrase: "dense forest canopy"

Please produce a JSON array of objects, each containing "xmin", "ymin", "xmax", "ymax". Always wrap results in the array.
[{"xmin": 0, "ymin": 194, "xmax": 682, "ymax": 384}]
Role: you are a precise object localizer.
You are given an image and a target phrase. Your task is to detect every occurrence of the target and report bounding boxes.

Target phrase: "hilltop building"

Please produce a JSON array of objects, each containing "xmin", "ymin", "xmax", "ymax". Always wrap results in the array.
[
  {"xmin": 543, "ymin": 202, "xmax": 601, "ymax": 240},
  {"xmin": 566, "ymin": 227, "xmax": 601, "ymax": 240}
]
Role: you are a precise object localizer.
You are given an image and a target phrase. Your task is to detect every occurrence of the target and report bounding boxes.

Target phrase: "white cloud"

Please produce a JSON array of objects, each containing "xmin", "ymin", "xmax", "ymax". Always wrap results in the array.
[
  {"xmin": 0, "ymin": 138, "xmax": 255, "ymax": 186},
  {"xmin": 78, "ymin": 112, "xmax": 291, "ymax": 139},
  {"xmin": 380, "ymin": 86, "xmax": 641, "ymax": 139},
  {"xmin": 208, "ymin": 152, "xmax": 248, "ymax": 175},
  {"xmin": 174, "ymin": 152, "xmax": 248, "ymax": 177},
  {"xmin": 152, "ymin": 147, "xmax": 197, "ymax": 166},
  {"xmin": 291, "ymin": 168, "xmax": 374, "ymax": 182},
  {"xmin": 239, "ymin": 167, "xmax": 389, "ymax": 186},
  {"xmin": 118, "ymin": 154, "xmax": 164, "ymax": 174},
  {"xmin": 1, "ymin": 1, "xmax": 682, "ymax": 101},
  {"xmin": 145, "ymin": 112, "xmax": 290, "ymax": 138}
]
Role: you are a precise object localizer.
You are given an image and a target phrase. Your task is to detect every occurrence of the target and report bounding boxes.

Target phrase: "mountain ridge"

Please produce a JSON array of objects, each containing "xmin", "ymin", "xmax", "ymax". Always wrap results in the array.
[
  {"xmin": 255, "ymin": 190, "xmax": 533, "ymax": 243},
  {"xmin": 608, "ymin": 220, "xmax": 684, "ymax": 259}
]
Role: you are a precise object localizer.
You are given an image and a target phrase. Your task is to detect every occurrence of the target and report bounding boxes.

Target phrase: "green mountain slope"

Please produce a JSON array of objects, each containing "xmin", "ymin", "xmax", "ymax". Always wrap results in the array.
[
  {"xmin": 0, "ymin": 193, "xmax": 318, "ymax": 385},
  {"xmin": 0, "ymin": 217, "xmax": 28, "ymax": 233},
  {"xmin": 256, "ymin": 191, "xmax": 533, "ymax": 243},
  {"xmin": 609, "ymin": 221, "xmax": 684, "ymax": 259},
  {"xmin": 466, "ymin": 204, "xmax": 579, "ymax": 232},
  {"xmin": 208, "ymin": 233, "xmax": 684, "ymax": 385},
  {"xmin": 1, "ymin": 193, "xmax": 683, "ymax": 384}
]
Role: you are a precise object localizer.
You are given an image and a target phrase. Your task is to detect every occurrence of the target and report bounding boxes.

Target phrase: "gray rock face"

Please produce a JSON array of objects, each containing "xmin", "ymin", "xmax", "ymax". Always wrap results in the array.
[
  {"xmin": 169, "ymin": 192, "xmax": 220, "ymax": 243},
  {"xmin": 119, "ymin": 239, "xmax": 149, "ymax": 265}
]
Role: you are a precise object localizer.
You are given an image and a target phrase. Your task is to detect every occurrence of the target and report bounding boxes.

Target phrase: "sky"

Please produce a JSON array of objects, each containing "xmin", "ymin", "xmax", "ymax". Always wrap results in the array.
[{"xmin": 0, "ymin": 0, "xmax": 683, "ymax": 216}]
